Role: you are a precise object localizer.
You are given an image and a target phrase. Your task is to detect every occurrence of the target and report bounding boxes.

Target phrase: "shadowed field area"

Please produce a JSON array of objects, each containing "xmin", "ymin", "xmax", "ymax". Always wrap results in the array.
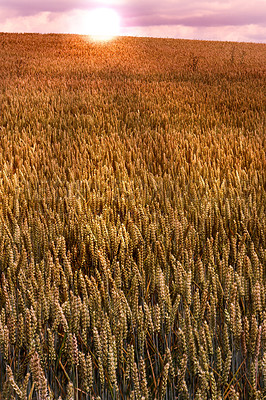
[{"xmin": 0, "ymin": 33, "xmax": 265, "ymax": 399}]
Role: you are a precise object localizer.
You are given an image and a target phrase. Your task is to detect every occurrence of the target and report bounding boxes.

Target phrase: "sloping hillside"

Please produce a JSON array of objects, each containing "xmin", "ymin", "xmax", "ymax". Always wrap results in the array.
[{"xmin": 0, "ymin": 33, "xmax": 265, "ymax": 399}]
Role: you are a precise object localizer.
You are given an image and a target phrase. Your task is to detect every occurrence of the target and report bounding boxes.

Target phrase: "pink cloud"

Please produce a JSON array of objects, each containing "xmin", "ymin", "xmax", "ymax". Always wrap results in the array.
[
  {"xmin": 121, "ymin": 24, "xmax": 266, "ymax": 43},
  {"xmin": 123, "ymin": 12, "xmax": 266, "ymax": 29}
]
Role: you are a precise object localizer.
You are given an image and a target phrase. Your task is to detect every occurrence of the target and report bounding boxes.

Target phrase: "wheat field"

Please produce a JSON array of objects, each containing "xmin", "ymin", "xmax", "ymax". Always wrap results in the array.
[{"xmin": 0, "ymin": 33, "xmax": 265, "ymax": 399}]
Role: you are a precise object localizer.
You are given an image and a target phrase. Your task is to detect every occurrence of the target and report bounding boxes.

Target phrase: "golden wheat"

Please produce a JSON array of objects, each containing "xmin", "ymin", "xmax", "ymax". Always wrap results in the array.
[{"xmin": 0, "ymin": 32, "xmax": 265, "ymax": 399}]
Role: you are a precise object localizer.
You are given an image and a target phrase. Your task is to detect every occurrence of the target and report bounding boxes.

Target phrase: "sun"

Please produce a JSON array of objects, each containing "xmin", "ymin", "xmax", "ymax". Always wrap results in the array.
[{"xmin": 85, "ymin": 8, "xmax": 120, "ymax": 41}]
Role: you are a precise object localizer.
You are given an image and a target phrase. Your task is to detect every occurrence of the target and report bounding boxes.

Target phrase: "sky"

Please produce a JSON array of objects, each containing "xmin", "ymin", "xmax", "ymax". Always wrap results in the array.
[{"xmin": 0, "ymin": 0, "xmax": 266, "ymax": 43}]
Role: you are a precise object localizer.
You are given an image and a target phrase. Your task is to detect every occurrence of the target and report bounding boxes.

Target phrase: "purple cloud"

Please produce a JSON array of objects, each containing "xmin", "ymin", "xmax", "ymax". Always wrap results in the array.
[
  {"xmin": 0, "ymin": 0, "xmax": 92, "ymax": 17},
  {"xmin": 124, "ymin": 11, "xmax": 266, "ymax": 28}
]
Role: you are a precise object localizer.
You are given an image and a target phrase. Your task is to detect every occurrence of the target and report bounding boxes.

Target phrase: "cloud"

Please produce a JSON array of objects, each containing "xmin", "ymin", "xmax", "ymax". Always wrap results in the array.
[
  {"xmin": 122, "ymin": 12, "xmax": 266, "ymax": 29},
  {"xmin": 118, "ymin": 0, "xmax": 266, "ymax": 28},
  {"xmin": 0, "ymin": 0, "xmax": 265, "ymax": 42},
  {"xmin": 121, "ymin": 24, "xmax": 266, "ymax": 43},
  {"xmin": 0, "ymin": 0, "xmax": 124, "ymax": 18}
]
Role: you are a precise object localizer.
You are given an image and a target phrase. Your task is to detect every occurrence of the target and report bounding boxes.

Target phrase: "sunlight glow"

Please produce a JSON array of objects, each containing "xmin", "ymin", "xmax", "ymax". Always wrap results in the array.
[{"xmin": 85, "ymin": 8, "xmax": 120, "ymax": 41}]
